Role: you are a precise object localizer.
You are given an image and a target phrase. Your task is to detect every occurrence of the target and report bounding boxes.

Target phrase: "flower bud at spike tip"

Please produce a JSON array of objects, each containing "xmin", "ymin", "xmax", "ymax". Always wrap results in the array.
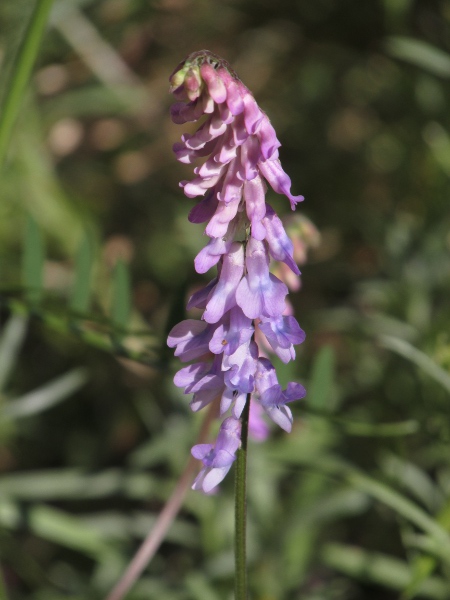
[{"xmin": 167, "ymin": 51, "xmax": 307, "ymax": 493}]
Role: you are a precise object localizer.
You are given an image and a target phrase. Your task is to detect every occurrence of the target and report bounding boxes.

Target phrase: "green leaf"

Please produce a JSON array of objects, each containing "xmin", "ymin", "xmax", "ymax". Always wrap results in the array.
[
  {"xmin": 0, "ymin": 0, "xmax": 55, "ymax": 167},
  {"xmin": 70, "ymin": 233, "xmax": 93, "ymax": 314},
  {"xmin": 21, "ymin": 216, "xmax": 44, "ymax": 305},
  {"xmin": 28, "ymin": 505, "xmax": 112, "ymax": 559},
  {"xmin": 111, "ymin": 260, "xmax": 131, "ymax": 332},
  {"xmin": 385, "ymin": 36, "xmax": 450, "ymax": 78},
  {"xmin": 0, "ymin": 314, "xmax": 27, "ymax": 393},
  {"xmin": 380, "ymin": 335, "xmax": 450, "ymax": 393},
  {"xmin": 1, "ymin": 368, "xmax": 88, "ymax": 421},
  {"xmin": 322, "ymin": 543, "xmax": 450, "ymax": 599}
]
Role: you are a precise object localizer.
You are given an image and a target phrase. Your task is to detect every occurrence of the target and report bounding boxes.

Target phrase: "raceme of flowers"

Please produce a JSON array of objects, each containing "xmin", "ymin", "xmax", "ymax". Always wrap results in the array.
[{"xmin": 167, "ymin": 50, "xmax": 306, "ymax": 493}]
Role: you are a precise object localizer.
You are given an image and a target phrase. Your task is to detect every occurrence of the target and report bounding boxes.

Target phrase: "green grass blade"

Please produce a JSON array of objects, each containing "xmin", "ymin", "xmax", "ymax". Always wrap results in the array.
[
  {"xmin": 21, "ymin": 216, "xmax": 44, "ymax": 305},
  {"xmin": 0, "ymin": 314, "xmax": 28, "ymax": 393},
  {"xmin": 385, "ymin": 36, "xmax": 450, "ymax": 78},
  {"xmin": 111, "ymin": 260, "xmax": 131, "ymax": 332},
  {"xmin": 0, "ymin": 0, "xmax": 55, "ymax": 167},
  {"xmin": 380, "ymin": 335, "xmax": 450, "ymax": 393},
  {"xmin": 70, "ymin": 233, "xmax": 93, "ymax": 314},
  {"xmin": 307, "ymin": 345, "xmax": 336, "ymax": 411},
  {"xmin": 322, "ymin": 543, "xmax": 450, "ymax": 599},
  {"xmin": 2, "ymin": 368, "xmax": 88, "ymax": 421}
]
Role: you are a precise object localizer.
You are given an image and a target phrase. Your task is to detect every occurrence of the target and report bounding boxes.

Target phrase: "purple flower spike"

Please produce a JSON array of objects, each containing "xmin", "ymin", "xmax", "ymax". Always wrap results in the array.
[
  {"xmin": 168, "ymin": 51, "xmax": 309, "ymax": 492},
  {"xmin": 191, "ymin": 417, "xmax": 241, "ymax": 492}
]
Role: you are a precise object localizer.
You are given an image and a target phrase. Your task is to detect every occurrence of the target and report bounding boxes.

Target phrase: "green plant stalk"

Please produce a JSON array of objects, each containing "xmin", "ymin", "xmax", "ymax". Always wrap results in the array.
[
  {"xmin": 0, "ymin": 0, "xmax": 55, "ymax": 168},
  {"xmin": 235, "ymin": 394, "xmax": 250, "ymax": 600}
]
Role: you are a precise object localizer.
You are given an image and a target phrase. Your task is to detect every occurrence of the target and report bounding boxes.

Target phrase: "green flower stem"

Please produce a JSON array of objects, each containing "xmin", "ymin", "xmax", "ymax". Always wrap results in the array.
[
  {"xmin": 0, "ymin": 0, "xmax": 55, "ymax": 168},
  {"xmin": 235, "ymin": 393, "xmax": 251, "ymax": 600}
]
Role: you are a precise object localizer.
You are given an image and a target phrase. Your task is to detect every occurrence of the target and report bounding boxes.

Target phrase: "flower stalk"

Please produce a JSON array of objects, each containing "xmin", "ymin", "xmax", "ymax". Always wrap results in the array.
[
  {"xmin": 167, "ymin": 49, "xmax": 307, "ymax": 596},
  {"xmin": 234, "ymin": 393, "xmax": 250, "ymax": 600}
]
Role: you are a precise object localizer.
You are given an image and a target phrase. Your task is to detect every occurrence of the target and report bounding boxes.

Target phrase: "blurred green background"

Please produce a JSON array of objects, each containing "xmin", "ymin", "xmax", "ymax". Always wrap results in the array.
[{"xmin": 1, "ymin": 0, "xmax": 450, "ymax": 598}]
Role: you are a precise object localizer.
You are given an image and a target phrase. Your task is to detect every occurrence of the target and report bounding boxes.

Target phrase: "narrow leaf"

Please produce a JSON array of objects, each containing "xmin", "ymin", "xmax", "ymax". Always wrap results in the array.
[
  {"xmin": 385, "ymin": 36, "xmax": 450, "ymax": 78},
  {"xmin": 21, "ymin": 216, "xmax": 44, "ymax": 305},
  {"xmin": 380, "ymin": 335, "xmax": 450, "ymax": 393},
  {"xmin": 2, "ymin": 368, "xmax": 88, "ymax": 421},
  {"xmin": 322, "ymin": 543, "xmax": 450, "ymax": 599},
  {"xmin": 0, "ymin": 0, "xmax": 55, "ymax": 167},
  {"xmin": 111, "ymin": 260, "xmax": 131, "ymax": 331},
  {"xmin": 70, "ymin": 233, "xmax": 93, "ymax": 313},
  {"xmin": 0, "ymin": 314, "xmax": 28, "ymax": 393}
]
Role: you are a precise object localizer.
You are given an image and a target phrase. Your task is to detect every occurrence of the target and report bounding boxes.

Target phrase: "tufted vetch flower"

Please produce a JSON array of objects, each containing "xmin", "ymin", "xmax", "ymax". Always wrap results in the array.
[{"xmin": 168, "ymin": 50, "xmax": 306, "ymax": 493}]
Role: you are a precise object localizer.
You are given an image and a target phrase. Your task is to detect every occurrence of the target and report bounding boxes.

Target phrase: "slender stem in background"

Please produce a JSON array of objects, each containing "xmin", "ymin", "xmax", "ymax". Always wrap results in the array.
[
  {"xmin": 105, "ymin": 401, "xmax": 218, "ymax": 600},
  {"xmin": 0, "ymin": 0, "xmax": 55, "ymax": 168},
  {"xmin": 0, "ymin": 563, "xmax": 9, "ymax": 600},
  {"xmin": 235, "ymin": 393, "xmax": 251, "ymax": 600}
]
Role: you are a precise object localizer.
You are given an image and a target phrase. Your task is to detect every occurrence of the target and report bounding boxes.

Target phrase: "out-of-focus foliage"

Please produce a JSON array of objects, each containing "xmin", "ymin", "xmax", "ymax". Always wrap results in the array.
[{"xmin": 1, "ymin": 0, "xmax": 450, "ymax": 598}]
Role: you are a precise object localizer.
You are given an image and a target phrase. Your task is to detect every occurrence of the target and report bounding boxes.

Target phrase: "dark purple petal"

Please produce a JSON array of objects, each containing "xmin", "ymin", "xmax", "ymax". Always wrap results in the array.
[
  {"xmin": 171, "ymin": 100, "xmax": 205, "ymax": 124},
  {"xmin": 188, "ymin": 192, "xmax": 218, "ymax": 224},
  {"xmin": 186, "ymin": 277, "xmax": 217, "ymax": 310}
]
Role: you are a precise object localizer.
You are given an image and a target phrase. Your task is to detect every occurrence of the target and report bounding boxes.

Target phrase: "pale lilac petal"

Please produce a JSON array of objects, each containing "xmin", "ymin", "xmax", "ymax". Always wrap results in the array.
[
  {"xmin": 239, "ymin": 136, "xmax": 260, "ymax": 181},
  {"xmin": 248, "ymin": 401, "xmax": 270, "ymax": 441},
  {"xmin": 262, "ymin": 205, "xmax": 300, "ymax": 274},
  {"xmin": 167, "ymin": 319, "xmax": 212, "ymax": 362},
  {"xmin": 191, "ymin": 387, "xmax": 223, "ymax": 411},
  {"xmin": 209, "ymin": 306, "xmax": 253, "ymax": 356},
  {"xmin": 257, "ymin": 115, "xmax": 281, "ymax": 160},
  {"xmin": 264, "ymin": 404, "xmax": 293, "ymax": 432},
  {"xmin": 195, "ymin": 220, "xmax": 237, "ymax": 274},
  {"xmin": 244, "ymin": 176, "xmax": 266, "ymax": 241},
  {"xmin": 202, "ymin": 466, "xmax": 231, "ymax": 492},
  {"xmin": 216, "ymin": 158, "xmax": 243, "ymax": 204},
  {"xmin": 223, "ymin": 340, "xmax": 258, "ymax": 394},
  {"xmin": 174, "ymin": 362, "xmax": 210, "ymax": 390},
  {"xmin": 220, "ymin": 69, "xmax": 244, "ymax": 115},
  {"xmin": 243, "ymin": 93, "xmax": 264, "ymax": 134},
  {"xmin": 232, "ymin": 392, "xmax": 247, "ymax": 418},
  {"xmin": 204, "ymin": 243, "xmax": 244, "ymax": 323},
  {"xmin": 258, "ymin": 315, "xmax": 305, "ymax": 363},
  {"xmin": 191, "ymin": 444, "xmax": 213, "ymax": 460},
  {"xmin": 236, "ymin": 238, "xmax": 288, "ymax": 319},
  {"xmin": 205, "ymin": 196, "xmax": 241, "ymax": 241},
  {"xmin": 258, "ymin": 158, "xmax": 304, "ymax": 210}
]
